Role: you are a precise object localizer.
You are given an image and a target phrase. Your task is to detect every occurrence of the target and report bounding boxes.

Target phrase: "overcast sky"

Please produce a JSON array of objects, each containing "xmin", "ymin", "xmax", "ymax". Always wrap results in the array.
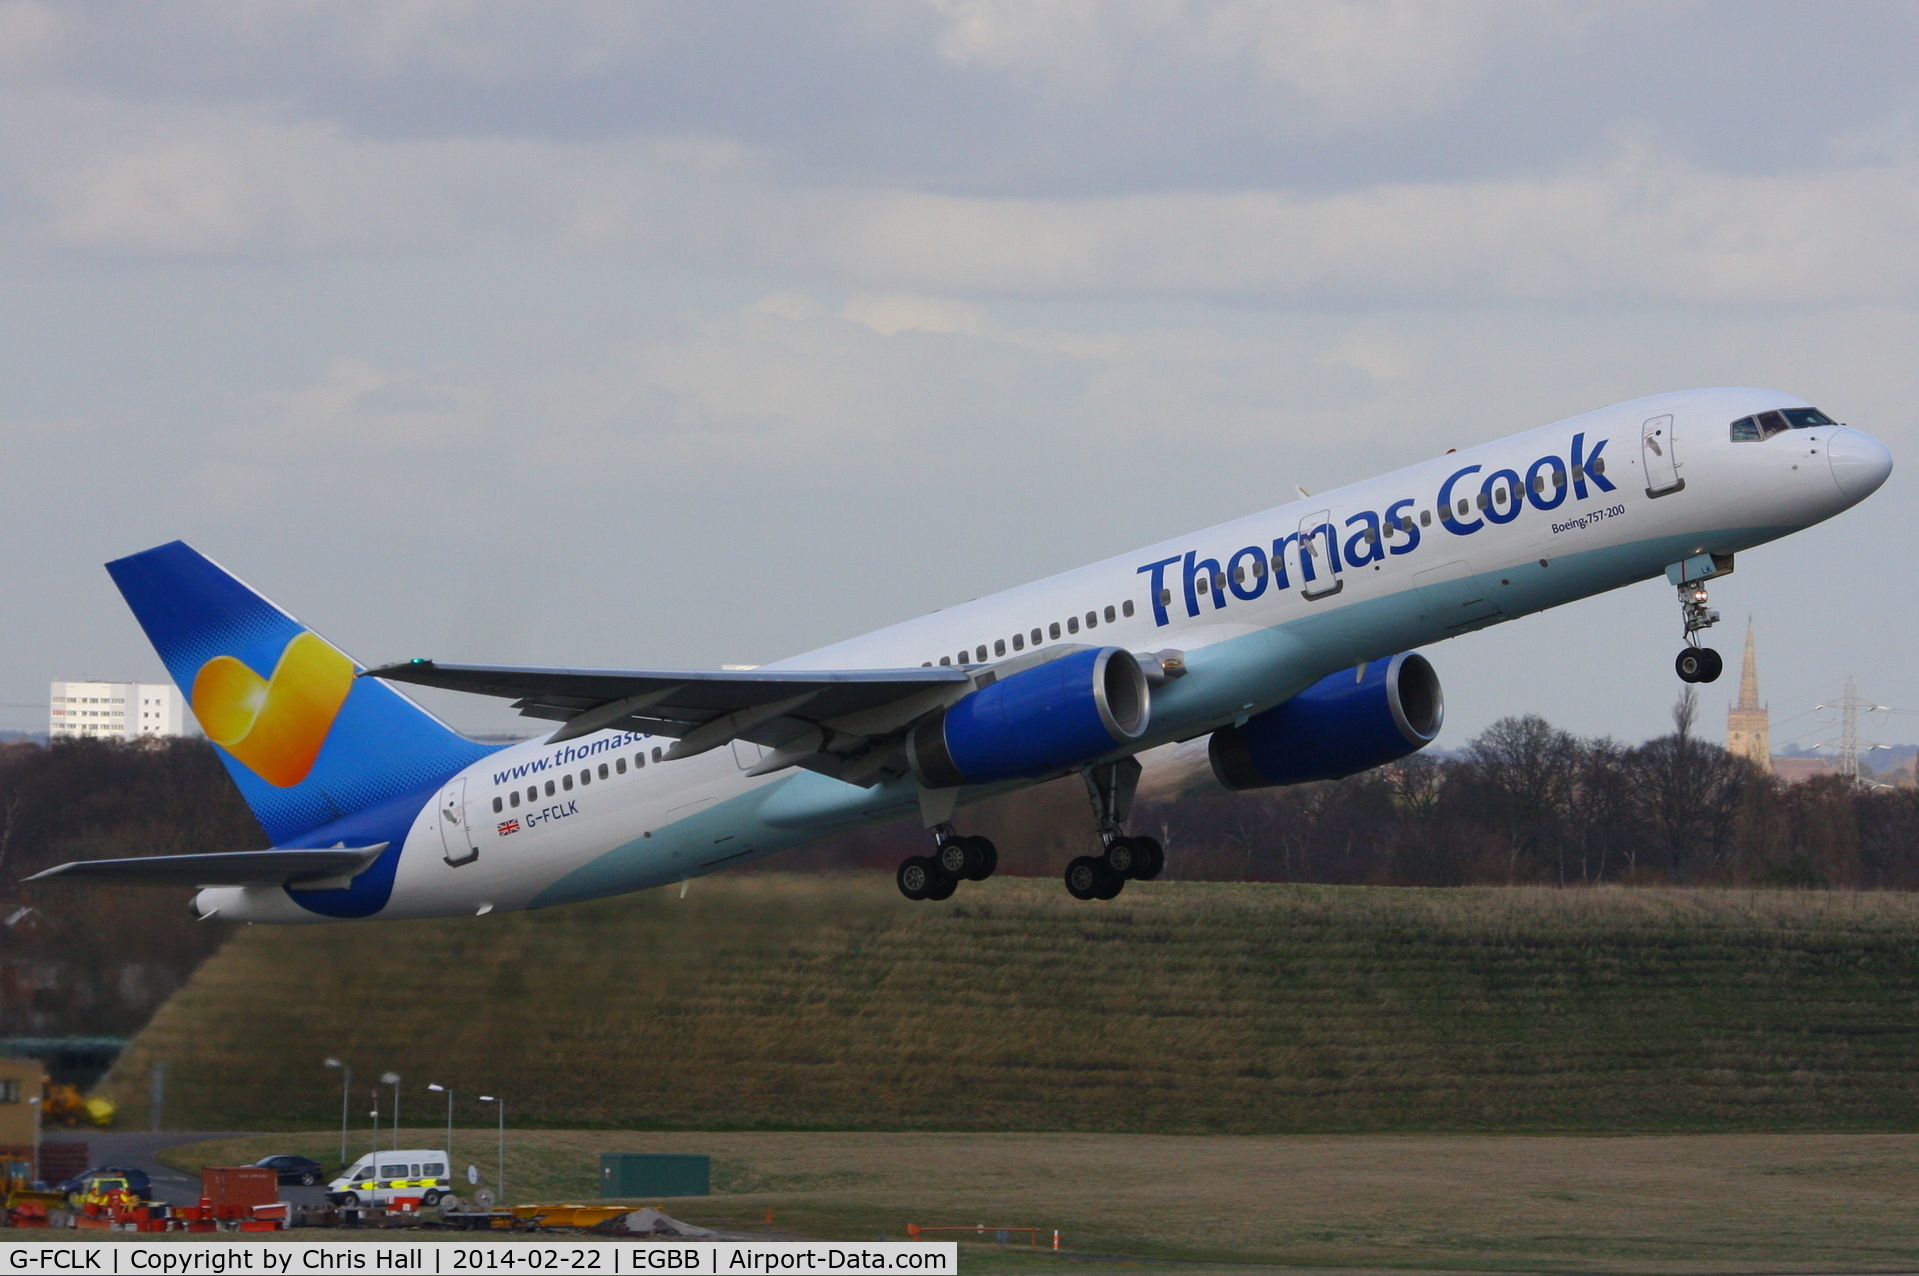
[{"xmin": 3, "ymin": 1, "xmax": 1916, "ymax": 755}]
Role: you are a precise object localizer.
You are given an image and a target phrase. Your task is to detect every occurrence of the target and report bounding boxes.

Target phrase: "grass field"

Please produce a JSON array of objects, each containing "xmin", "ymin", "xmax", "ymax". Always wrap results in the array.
[
  {"xmin": 165, "ymin": 1127, "xmax": 1919, "ymax": 1271},
  {"xmin": 101, "ymin": 875, "xmax": 1919, "ymax": 1133}
]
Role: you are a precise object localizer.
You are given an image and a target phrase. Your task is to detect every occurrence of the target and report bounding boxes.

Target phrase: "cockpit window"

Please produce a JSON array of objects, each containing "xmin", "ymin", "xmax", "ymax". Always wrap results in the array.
[{"xmin": 1731, "ymin": 407, "xmax": 1835, "ymax": 442}]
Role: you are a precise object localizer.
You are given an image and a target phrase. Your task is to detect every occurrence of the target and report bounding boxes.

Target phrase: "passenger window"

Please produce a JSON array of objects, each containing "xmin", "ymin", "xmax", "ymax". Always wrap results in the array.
[
  {"xmin": 544, "ymin": 780, "xmax": 556, "ymax": 797},
  {"xmin": 1592, "ymin": 457, "xmax": 1606, "ymax": 475},
  {"xmin": 652, "ymin": 747, "xmax": 662, "ymax": 762},
  {"xmin": 1158, "ymin": 589, "xmax": 1171, "ymax": 606},
  {"xmin": 635, "ymin": 752, "xmax": 646, "ymax": 768},
  {"xmin": 1554, "ymin": 471, "xmax": 1565, "ymax": 487},
  {"xmin": 1122, "ymin": 600, "xmax": 1135, "ymax": 617},
  {"xmin": 527, "ymin": 786, "xmax": 537, "ymax": 802},
  {"xmin": 1457, "ymin": 499, "xmax": 1469, "ymax": 515},
  {"xmin": 994, "ymin": 639, "xmax": 1006, "ymax": 657},
  {"xmin": 616, "ymin": 757, "xmax": 626, "ymax": 774},
  {"xmin": 976, "ymin": 645, "xmax": 987, "ymax": 662},
  {"xmin": 509, "ymin": 791, "xmax": 520, "ymax": 808},
  {"xmin": 1196, "ymin": 575, "xmax": 1210, "ymax": 594},
  {"xmin": 1476, "ymin": 492, "xmax": 1489, "ymax": 509},
  {"xmin": 563, "ymin": 774, "xmax": 574, "ymax": 791},
  {"xmin": 1104, "ymin": 605, "xmax": 1116, "ymax": 622},
  {"xmin": 1050, "ymin": 622, "xmax": 1061, "ymax": 639},
  {"xmin": 1012, "ymin": 633, "xmax": 1025, "ymax": 651},
  {"xmin": 1365, "ymin": 527, "xmax": 1379, "ymax": 543},
  {"xmin": 582, "ymin": 769, "xmax": 592, "ymax": 785},
  {"xmin": 1421, "ymin": 510, "xmax": 1431, "ymax": 526},
  {"xmin": 1085, "ymin": 611, "xmax": 1098, "ymax": 628},
  {"xmin": 1031, "ymin": 628, "xmax": 1043, "ymax": 644},
  {"xmin": 939, "ymin": 655, "xmax": 951, "ymax": 665},
  {"xmin": 598, "ymin": 763, "xmax": 609, "ymax": 780},
  {"xmin": 492, "ymin": 797, "xmax": 503, "ymax": 813},
  {"xmin": 1066, "ymin": 617, "xmax": 1079, "ymax": 634}
]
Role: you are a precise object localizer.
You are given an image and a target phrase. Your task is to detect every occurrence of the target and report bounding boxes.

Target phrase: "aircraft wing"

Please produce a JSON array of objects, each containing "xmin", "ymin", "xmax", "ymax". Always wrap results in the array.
[
  {"xmin": 364, "ymin": 659, "xmax": 975, "ymax": 781},
  {"xmin": 26, "ymin": 846, "xmax": 386, "ymax": 888}
]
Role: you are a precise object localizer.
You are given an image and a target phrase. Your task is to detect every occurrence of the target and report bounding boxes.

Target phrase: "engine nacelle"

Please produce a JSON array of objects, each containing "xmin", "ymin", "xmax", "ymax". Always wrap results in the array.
[
  {"xmin": 908, "ymin": 647, "xmax": 1151, "ymax": 787},
  {"xmin": 1208, "ymin": 652, "xmax": 1443, "ymax": 791}
]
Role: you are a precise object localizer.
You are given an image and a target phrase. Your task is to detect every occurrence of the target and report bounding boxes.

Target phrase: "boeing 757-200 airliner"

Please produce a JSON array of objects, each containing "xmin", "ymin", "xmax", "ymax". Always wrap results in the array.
[{"xmin": 32, "ymin": 389, "xmax": 1892, "ymax": 920}]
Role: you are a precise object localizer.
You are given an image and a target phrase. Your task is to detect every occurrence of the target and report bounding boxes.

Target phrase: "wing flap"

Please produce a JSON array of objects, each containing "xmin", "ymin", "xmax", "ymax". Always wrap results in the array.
[{"xmin": 26, "ymin": 845, "xmax": 386, "ymax": 888}]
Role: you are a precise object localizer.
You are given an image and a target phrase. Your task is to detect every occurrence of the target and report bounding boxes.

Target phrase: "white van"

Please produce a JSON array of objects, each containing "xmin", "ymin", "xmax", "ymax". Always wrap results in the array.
[{"xmin": 326, "ymin": 1149, "xmax": 454, "ymax": 1208}]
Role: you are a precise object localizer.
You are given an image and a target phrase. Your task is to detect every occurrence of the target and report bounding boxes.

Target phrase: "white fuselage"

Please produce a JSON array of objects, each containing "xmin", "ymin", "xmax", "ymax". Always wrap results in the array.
[{"xmin": 201, "ymin": 388, "xmax": 1888, "ymax": 922}]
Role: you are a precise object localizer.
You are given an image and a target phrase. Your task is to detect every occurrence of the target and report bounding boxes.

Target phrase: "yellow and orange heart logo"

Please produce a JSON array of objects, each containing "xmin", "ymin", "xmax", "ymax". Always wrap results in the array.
[{"xmin": 191, "ymin": 631, "xmax": 356, "ymax": 788}]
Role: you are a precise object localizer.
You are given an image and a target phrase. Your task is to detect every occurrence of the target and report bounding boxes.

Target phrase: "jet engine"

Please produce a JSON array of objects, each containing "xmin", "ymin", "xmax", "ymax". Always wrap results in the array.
[
  {"xmin": 1208, "ymin": 652, "xmax": 1443, "ymax": 790},
  {"xmin": 908, "ymin": 647, "xmax": 1150, "ymax": 787}
]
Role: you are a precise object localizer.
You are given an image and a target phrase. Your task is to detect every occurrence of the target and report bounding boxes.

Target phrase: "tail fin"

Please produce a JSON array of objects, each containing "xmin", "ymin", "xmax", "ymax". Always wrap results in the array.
[{"xmin": 106, "ymin": 541, "xmax": 494, "ymax": 844}]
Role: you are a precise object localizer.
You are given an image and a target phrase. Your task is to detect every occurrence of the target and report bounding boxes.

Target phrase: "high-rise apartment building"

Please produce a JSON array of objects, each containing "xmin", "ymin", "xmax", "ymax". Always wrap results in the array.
[
  {"xmin": 48, "ymin": 681, "xmax": 189, "ymax": 741},
  {"xmin": 1725, "ymin": 621, "xmax": 1771, "ymax": 772}
]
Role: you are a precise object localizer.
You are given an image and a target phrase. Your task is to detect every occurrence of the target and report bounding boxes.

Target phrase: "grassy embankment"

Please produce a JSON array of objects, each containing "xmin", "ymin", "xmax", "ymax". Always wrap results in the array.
[
  {"xmin": 166, "ymin": 1127, "xmax": 1919, "ymax": 1272},
  {"xmin": 102, "ymin": 874, "xmax": 1919, "ymax": 1134}
]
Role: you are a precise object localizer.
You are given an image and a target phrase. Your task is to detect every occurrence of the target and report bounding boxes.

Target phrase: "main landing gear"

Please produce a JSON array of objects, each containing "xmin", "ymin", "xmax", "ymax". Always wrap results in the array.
[
  {"xmin": 1673, "ymin": 577, "xmax": 1724, "ymax": 684},
  {"xmin": 1065, "ymin": 758, "xmax": 1164, "ymax": 901},
  {"xmin": 896, "ymin": 826, "xmax": 998, "ymax": 901}
]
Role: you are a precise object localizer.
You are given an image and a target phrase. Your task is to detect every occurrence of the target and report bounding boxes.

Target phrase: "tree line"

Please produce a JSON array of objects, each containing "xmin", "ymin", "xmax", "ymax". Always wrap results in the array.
[{"xmin": 1139, "ymin": 691, "xmax": 1919, "ymax": 889}]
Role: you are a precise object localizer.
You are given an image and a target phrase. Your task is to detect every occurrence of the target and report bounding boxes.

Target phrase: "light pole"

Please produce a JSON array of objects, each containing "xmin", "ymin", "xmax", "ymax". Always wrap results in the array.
[
  {"xmin": 369, "ymin": 1091, "xmax": 380, "ymax": 1163},
  {"xmin": 324, "ymin": 1059, "xmax": 351, "ymax": 1166},
  {"xmin": 381, "ymin": 1072, "xmax": 401, "ymax": 1150},
  {"xmin": 478, "ymin": 1094, "xmax": 504, "ymax": 1205},
  {"xmin": 426, "ymin": 1084, "xmax": 453, "ymax": 1165}
]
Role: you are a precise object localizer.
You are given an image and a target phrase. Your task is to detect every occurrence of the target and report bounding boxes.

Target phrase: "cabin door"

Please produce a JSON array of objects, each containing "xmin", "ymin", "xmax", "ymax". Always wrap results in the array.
[
  {"xmin": 438, "ymin": 777, "xmax": 479, "ymax": 866},
  {"xmin": 1641, "ymin": 414, "xmax": 1682, "ymax": 496},
  {"xmin": 1293, "ymin": 510, "xmax": 1343, "ymax": 599}
]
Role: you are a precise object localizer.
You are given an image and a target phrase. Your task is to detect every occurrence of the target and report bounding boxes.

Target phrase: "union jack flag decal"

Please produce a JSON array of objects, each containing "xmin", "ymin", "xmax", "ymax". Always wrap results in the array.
[{"xmin": 497, "ymin": 819, "xmax": 520, "ymax": 836}]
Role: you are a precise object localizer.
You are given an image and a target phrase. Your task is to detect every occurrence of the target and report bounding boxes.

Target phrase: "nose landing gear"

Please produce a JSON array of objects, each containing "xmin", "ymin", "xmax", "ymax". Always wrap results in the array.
[{"xmin": 1673, "ymin": 578, "xmax": 1723, "ymax": 683}]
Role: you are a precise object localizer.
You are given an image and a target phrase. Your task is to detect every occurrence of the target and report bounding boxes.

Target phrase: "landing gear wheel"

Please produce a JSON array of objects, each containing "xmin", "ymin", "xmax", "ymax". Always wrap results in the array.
[
  {"xmin": 1065, "ymin": 856, "xmax": 1103, "ymax": 900},
  {"xmin": 897, "ymin": 856, "xmax": 936, "ymax": 901},
  {"xmin": 1676, "ymin": 647, "xmax": 1710, "ymax": 683},
  {"xmin": 1696, "ymin": 648, "xmax": 1723, "ymax": 682},
  {"xmin": 1102, "ymin": 836, "xmax": 1144, "ymax": 879},
  {"xmin": 926, "ymin": 875, "xmax": 957, "ymax": 901},
  {"xmin": 964, "ymin": 836, "xmax": 998, "ymax": 881},
  {"xmin": 1094, "ymin": 868, "xmax": 1124, "ymax": 900},
  {"xmin": 1132, "ymin": 836, "xmax": 1164, "ymax": 881},
  {"xmin": 934, "ymin": 838, "xmax": 982, "ymax": 881}
]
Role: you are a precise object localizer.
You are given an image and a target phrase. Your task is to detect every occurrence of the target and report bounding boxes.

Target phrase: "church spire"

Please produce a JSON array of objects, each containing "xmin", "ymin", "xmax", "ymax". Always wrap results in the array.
[
  {"xmin": 1726, "ymin": 617, "xmax": 1771, "ymax": 771},
  {"xmin": 1736, "ymin": 617, "xmax": 1762, "ymax": 711}
]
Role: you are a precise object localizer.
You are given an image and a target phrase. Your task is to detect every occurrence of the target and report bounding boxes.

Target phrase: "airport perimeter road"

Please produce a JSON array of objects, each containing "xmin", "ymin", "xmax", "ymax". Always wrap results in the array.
[{"xmin": 77, "ymin": 1131, "xmax": 326, "ymax": 1208}]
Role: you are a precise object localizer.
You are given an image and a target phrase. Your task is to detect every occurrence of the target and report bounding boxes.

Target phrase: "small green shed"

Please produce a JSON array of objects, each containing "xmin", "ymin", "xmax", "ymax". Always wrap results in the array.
[{"xmin": 599, "ymin": 1153, "xmax": 710, "ymax": 1198}]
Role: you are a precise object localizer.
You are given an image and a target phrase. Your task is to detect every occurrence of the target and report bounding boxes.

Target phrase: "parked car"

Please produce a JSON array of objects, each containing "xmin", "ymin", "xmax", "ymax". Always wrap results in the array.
[
  {"xmin": 326, "ymin": 1149, "xmax": 452, "ymax": 1208},
  {"xmin": 58, "ymin": 1166, "xmax": 152, "ymax": 1202},
  {"xmin": 253, "ymin": 1155, "xmax": 325, "ymax": 1186}
]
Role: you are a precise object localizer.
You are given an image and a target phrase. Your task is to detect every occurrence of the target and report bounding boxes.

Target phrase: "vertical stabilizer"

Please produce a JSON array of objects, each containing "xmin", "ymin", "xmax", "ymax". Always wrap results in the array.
[{"xmin": 105, "ymin": 541, "xmax": 494, "ymax": 844}]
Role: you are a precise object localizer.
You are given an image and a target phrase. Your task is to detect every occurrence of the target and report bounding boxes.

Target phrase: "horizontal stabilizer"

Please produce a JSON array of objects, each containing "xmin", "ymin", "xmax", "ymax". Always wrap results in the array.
[{"xmin": 26, "ymin": 845, "xmax": 386, "ymax": 888}]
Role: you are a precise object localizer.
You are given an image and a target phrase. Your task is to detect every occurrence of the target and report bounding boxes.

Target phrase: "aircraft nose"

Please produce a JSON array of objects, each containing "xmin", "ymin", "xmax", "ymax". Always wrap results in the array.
[{"xmin": 1827, "ymin": 427, "xmax": 1894, "ymax": 502}]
